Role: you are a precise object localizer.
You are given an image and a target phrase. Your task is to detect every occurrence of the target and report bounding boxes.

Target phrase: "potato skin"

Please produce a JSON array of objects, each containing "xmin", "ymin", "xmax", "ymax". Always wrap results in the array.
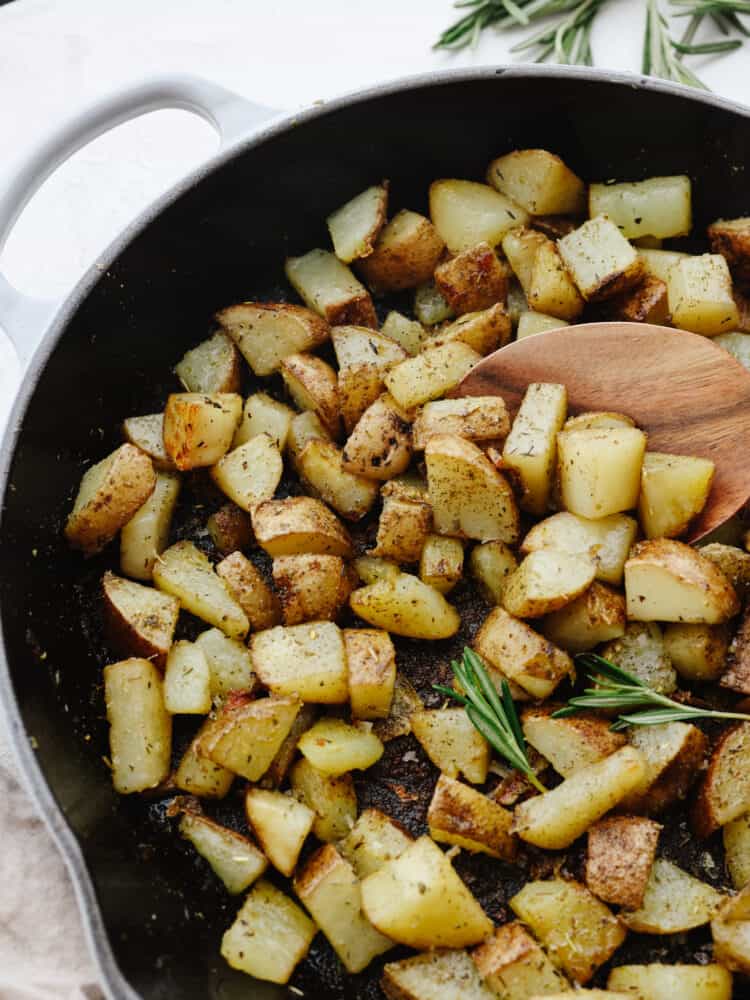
[
  {"xmin": 708, "ymin": 217, "xmax": 750, "ymax": 287},
  {"xmin": 280, "ymin": 352, "xmax": 341, "ymax": 438},
  {"xmin": 604, "ymin": 275, "xmax": 669, "ymax": 325},
  {"xmin": 207, "ymin": 503, "xmax": 253, "ymax": 555},
  {"xmin": 722, "ymin": 602, "xmax": 750, "ymax": 694},
  {"xmin": 251, "ymin": 497, "xmax": 353, "ymax": 558},
  {"xmin": 272, "ymin": 554, "xmax": 354, "ymax": 625},
  {"xmin": 434, "ymin": 242, "xmax": 509, "ymax": 315},
  {"xmin": 585, "ymin": 815, "xmax": 662, "ymax": 909},
  {"xmin": 342, "ymin": 395, "xmax": 413, "ymax": 481},
  {"xmin": 358, "ymin": 210, "xmax": 446, "ymax": 292},
  {"xmin": 692, "ymin": 722, "xmax": 750, "ymax": 838},
  {"xmin": 102, "ymin": 570, "xmax": 179, "ymax": 669},
  {"xmin": 622, "ymin": 722, "xmax": 707, "ymax": 816},
  {"xmin": 216, "ymin": 301, "xmax": 329, "ymax": 377}
]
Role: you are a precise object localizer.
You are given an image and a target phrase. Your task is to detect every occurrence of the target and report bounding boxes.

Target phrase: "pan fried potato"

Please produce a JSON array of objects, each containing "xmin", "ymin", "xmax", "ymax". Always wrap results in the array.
[
  {"xmin": 638, "ymin": 246, "xmax": 689, "ymax": 281},
  {"xmin": 663, "ymin": 622, "xmax": 729, "ymax": 682},
  {"xmin": 251, "ymin": 496, "xmax": 353, "ymax": 558},
  {"xmin": 667, "ymin": 253, "xmax": 740, "ymax": 335},
  {"xmin": 413, "ymin": 397, "xmax": 510, "ymax": 450},
  {"xmin": 472, "ymin": 922, "xmax": 570, "ymax": 998},
  {"xmin": 220, "ymin": 880, "xmax": 316, "ymax": 985},
  {"xmin": 468, "ymin": 540, "xmax": 518, "ymax": 604},
  {"xmin": 600, "ymin": 623, "xmax": 676, "ymax": 695},
  {"xmin": 502, "ymin": 382, "xmax": 567, "ymax": 516},
  {"xmin": 501, "ymin": 227, "xmax": 548, "ymax": 292},
  {"xmin": 585, "ymin": 815, "xmax": 661, "ymax": 909},
  {"xmin": 174, "ymin": 721, "xmax": 234, "ymax": 799},
  {"xmin": 724, "ymin": 811, "xmax": 750, "ymax": 888},
  {"xmin": 245, "ymin": 788, "xmax": 314, "ymax": 877},
  {"xmin": 327, "ymin": 182, "xmax": 388, "ymax": 263},
  {"xmin": 295, "ymin": 845, "xmax": 394, "ymax": 973},
  {"xmin": 429, "ymin": 304, "xmax": 512, "ymax": 355},
  {"xmin": 298, "ymin": 718, "xmax": 384, "ymax": 775},
  {"xmin": 385, "ymin": 342, "xmax": 481, "ymax": 410},
  {"xmin": 102, "ymin": 570, "xmax": 179, "ymax": 669},
  {"xmin": 372, "ymin": 673, "xmax": 424, "ymax": 742},
  {"xmin": 66, "ymin": 443, "xmax": 156, "ymax": 555},
  {"xmin": 522, "ymin": 705, "xmax": 626, "ymax": 778},
  {"xmin": 195, "ymin": 627, "xmax": 257, "ymax": 697},
  {"xmin": 434, "ymin": 242, "xmax": 508, "ymax": 315},
  {"xmin": 361, "ymin": 835, "xmax": 493, "ymax": 949},
  {"xmin": 608, "ymin": 963, "xmax": 732, "ymax": 1000},
  {"xmin": 589, "ymin": 175, "xmax": 692, "ymax": 239},
  {"xmin": 722, "ymin": 604, "xmax": 750, "ymax": 694},
  {"xmin": 502, "ymin": 550, "xmax": 596, "ymax": 618},
  {"xmin": 345, "ymin": 628, "xmax": 396, "ymax": 720},
  {"xmin": 339, "ymin": 365, "xmax": 388, "ymax": 435},
  {"xmin": 207, "ymin": 503, "xmax": 252, "ymax": 555},
  {"xmin": 428, "ymin": 774, "xmax": 516, "ymax": 860},
  {"xmin": 516, "ymin": 310, "xmax": 568, "ymax": 339},
  {"xmin": 199, "ymin": 694, "xmax": 301, "ymax": 781},
  {"xmin": 564, "ymin": 411, "xmax": 634, "ymax": 432},
  {"xmin": 414, "ymin": 281, "xmax": 455, "ymax": 326},
  {"xmin": 693, "ymin": 722, "xmax": 750, "ymax": 837},
  {"xmin": 261, "ymin": 703, "xmax": 318, "ymax": 789},
  {"xmin": 559, "ymin": 216, "xmax": 645, "ymax": 300},
  {"xmin": 419, "ymin": 534, "xmax": 464, "ymax": 594},
  {"xmin": 163, "ymin": 392, "xmax": 241, "ymax": 470},
  {"xmin": 299, "ymin": 438, "xmax": 379, "ymax": 520},
  {"xmin": 487, "ymin": 149, "xmax": 585, "ymax": 215},
  {"xmin": 358, "ymin": 209, "xmax": 445, "ymax": 291},
  {"xmin": 175, "ymin": 331, "xmax": 241, "ymax": 394},
  {"xmin": 638, "ymin": 452, "xmax": 715, "ymax": 539},
  {"xmin": 430, "ymin": 178, "xmax": 529, "ymax": 253},
  {"xmin": 411, "ymin": 708, "xmax": 490, "ymax": 784},
  {"xmin": 153, "ymin": 540, "xmax": 249, "ymax": 639},
  {"xmin": 605, "ymin": 275, "xmax": 669, "ymax": 325},
  {"xmin": 233, "ymin": 392, "xmax": 295, "ymax": 450},
  {"xmin": 272, "ymin": 553, "xmax": 352, "ymax": 625},
  {"xmin": 521, "ymin": 511, "xmax": 638, "ymax": 586},
  {"xmin": 179, "ymin": 812, "xmax": 267, "ymax": 894},
  {"xmin": 216, "ymin": 551, "xmax": 281, "ymax": 631},
  {"xmin": 342, "ymin": 394, "xmax": 412, "ymax": 481},
  {"xmin": 122, "ymin": 413, "xmax": 173, "ymax": 469},
  {"xmin": 620, "ymin": 858, "xmax": 724, "ymax": 933},
  {"xmin": 540, "ymin": 581, "xmax": 626, "ymax": 653},
  {"xmin": 474, "ymin": 606, "xmax": 573, "ymax": 699},
  {"xmin": 700, "ymin": 541, "xmax": 750, "ymax": 600},
  {"xmin": 280, "ymin": 353, "xmax": 341, "ymax": 438},
  {"xmin": 529, "ymin": 240, "xmax": 586, "ymax": 320},
  {"xmin": 285, "ymin": 248, "xmax": 377, "ymax": 327},
  {"xmin": 217, "ymin": 301, "xmax": 329, "ymax": 376},
  {"xmin": 332, "ymin": 324, "xmax": 409, "ymax": 371},
  {"xmin": 163, "ymin": 640, "xmax": 211, "ymax": 714},
  {"xmin": 287, "ymin": 410, "xmax": 332, "ymax": 469},
  {"xmin": 512, "ymin": 746, "xmax": 646, "ymax": 850},
  {"xmin": 338, "ymin": 808, "xmax": 413, "ymax": 879},
  {"xmin": 509, "ymin": 877, "xmax": 625, "ymax": 984},
  {"xmin": 251, "ymin": 621, "xmax": 348, "ymax": 703},
  {"xmin": 557, "ymin": 426, "xmax": 646, "ymax": 519},
  {"xmin": 290, "ymin": 757, "xmax": 357, "ymax": 842},
  {"xmin": 384, "ymin": 948, "xmax": 495, "ymax": 1000},
  {"xmin": 350, "ymin": 572, "xmax": 461, "ymax": 640},
  {"xmin": 381, "ymin": 310, "xmax": 429, "ymax": 355},
  {"xmin": 709, "ymin": 216, "xmax": 750, "ymax": 286},
  {"xmin": 624, "ymin": 539, "xmax": 739, "ymax": 624},
  {"xmin": 104, "ymin": 658, "xmax": 172, "ymax": 794},
  {"xmin": 621, "ymin": 721, "xmax": 707, "ymax": 815},
  {"xmin": 211, "ymin": 433, "xmax": 283, "ymax": 512},
  {"xmin": 370, "ymin": 495, "xmax": 433, "ymax": 563},
  {"xmin": 426, "ymin": 435, "xmax": 519, "ymax": 542}
]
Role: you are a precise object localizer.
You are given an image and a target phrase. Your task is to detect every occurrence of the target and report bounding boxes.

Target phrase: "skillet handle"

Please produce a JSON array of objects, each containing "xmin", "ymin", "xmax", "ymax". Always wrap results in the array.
[{"xmin": 0, "ymin": 74, "xmax": 277, "ymax": 365}]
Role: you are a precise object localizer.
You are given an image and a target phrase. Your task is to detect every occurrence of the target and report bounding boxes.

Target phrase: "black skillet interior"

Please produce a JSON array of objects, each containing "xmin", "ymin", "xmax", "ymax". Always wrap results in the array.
[{"xmin": 2, "ymin": 72, "xmax": 750, "ymax": 999}]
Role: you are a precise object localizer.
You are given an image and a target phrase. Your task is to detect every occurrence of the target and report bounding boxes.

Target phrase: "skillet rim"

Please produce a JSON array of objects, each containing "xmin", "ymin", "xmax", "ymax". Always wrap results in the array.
[{"xmin": 1, "ymin": 63, "xmax": 749, "ymax": 1000}]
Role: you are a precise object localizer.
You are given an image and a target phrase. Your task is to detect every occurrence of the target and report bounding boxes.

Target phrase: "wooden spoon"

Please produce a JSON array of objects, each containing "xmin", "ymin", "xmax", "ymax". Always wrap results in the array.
[{"xmin": 457, "ymin": 321, "xmax": 750, "ymax": 542}]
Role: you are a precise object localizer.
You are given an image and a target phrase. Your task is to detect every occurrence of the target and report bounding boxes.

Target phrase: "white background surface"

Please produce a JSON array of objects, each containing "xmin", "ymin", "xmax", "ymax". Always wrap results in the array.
[{"xmin": 0, "ymin": 0, "xmax": 749, "ymax": 993}]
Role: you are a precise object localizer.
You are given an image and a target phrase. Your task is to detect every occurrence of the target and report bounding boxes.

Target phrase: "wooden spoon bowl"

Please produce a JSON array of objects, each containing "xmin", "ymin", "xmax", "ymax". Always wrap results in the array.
[{"xmin": 457, "ymin": 322, "xmax": 750, "ymax": 541}]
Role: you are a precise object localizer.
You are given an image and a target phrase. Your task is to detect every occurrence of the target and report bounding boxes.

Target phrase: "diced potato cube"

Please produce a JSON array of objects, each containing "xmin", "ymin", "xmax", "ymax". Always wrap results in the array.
[
  {"xmin": 528, "ymin": 240, "xmax": 586, "ymax": 319},
  {"xmin": 638, "ymin": 246, "xmax": 689, "ymax": 281},
  {"xmin": 693, "ymin": 722, "xmax": 750, "ymax": 838},
  {"xmin": 122, "ymin": 412, "xmax": 173, "ymax": 470},
  {"xmin": 233, "ymin": 392, "xmax": 295, "ymax": 450},
  {"xmin": 663, "ymin": 622, "xmax": 729, "ymax": 682},
  {"xmin": 414, "ymin": 281, "xmax": 455, "ymax": 326},
  {"xmin": 211, "ymin": 433, "xmax": 283, "ymax": 513},
  {"xmin": 384, "ymin": 949, "xmax": 495, "ymax": 1000},
  {"xmin": 434, "ymin": 242, "xmax": 508, "ymax": 315},
  {"xmin": 667, "ymin": 253, "xmax": 739, "ymax": 336},
  {"xmin": 359, "ymin": 209, "xmax": 445, "ymax": 291},
  {"xmin": 195, "ymin": 627, "xmax": 257, "ymax": 697},
  {"xmin": 174, "ymin": 721, "xmax": 234, "ymax": 799},
  {"xmin": 179, "ymin": 812, "xmax": 267, "ymax": 894},
  {"xmin": 557, "ymin": 426, "xmax": 646, "ymax": 518},
  {"xmin": 338, "ymin": 808, "xmax": 413, "ymax": 879},
  {"xmin": 285, "ymin": 248, "xmax": 377, "ymax": 327},
  {"xmin": 502, "ymin": 227, "xmax": 548, "ymax": 292},
  {"xmin": 385, "ymin": 342, "xmax": 480, "ymax": 410},
  {"xmin": 559, "ymin": 215, "xmax": 645, "ymax": 300},
  {"xmin": 342, "ymin": 394, "xmax": 413, "ymax": 481},
  {"xmin": 207, "ymin": 503, "xmax": 252, "ymax": 556},
  {"xmin": 503, "ymin": 382, "xmax": 568, "ymax": 516},
  {"xmin": 429, "ymin": 303, "xmax": 512, "ymax": 355},
  {"xmin": 350, "ymin": 572, "xmax": 461, "ymax": 640},
  {"xmin": 163, "ymin": 641, "xmax": 211, "ymax": 714},
  {"xmin": 175, "ymin": 331, "xmax": 241, "ymax": 394},
  {"xmin": 488, "ymin": 148, "xmax": 585, "ymax": 215},
  {"xmin": 299, "ymin": 438, "xmax": 379, "ymax": 520},
  {"xmin": 361, "ymin": 835, "xmax": 493, "ymax": 949},
  {"xmin": 516, "ymin": 310, "xmax": 568, "ymax": 339},
  {"xmin": 345, "ymin": 628, "xmax": 396, "ymax": 720},
  {"xmin": 217, "ymin": 301, "xmax": 329, "ymax": 377},
  {"xmin": 411, "ymin": 708, "xmax": 489, "ymax": 784},
  {"xmin": 272, "ymin": 553, "xmax": 352, "ymax": 625},
  {"xmin": 621, "ymin": 858, "xmax": 724, "ymax": 933},
  {"xmin": 468, "ymin": 540, "xmax": 518, "ymax": 605},
  {"xmin": 327, "ymin": 182, "xmax": 388, "ymax": 263},
  {"xmin": 413, "ymin": 397, "xmax": 510, "ymax": 450},
  {"xmin": 199, "ymin": 694, "xmax": 301, "ymax": 781},
  {"xmin": 621, "ymin": 721, "xmax": 707, "ymax": 815},
  {"xmin": 502, "ymin": 550, "xmax": 596, "ymax": 618},
  {"xmin": 245, "ymin": 788, "xmax": 314, "ymax": 877},
  {"xmin": 428, "ymin": 774, "xmax": 516, "ymax": 860},
  {"xmin": 102, "ymin": 570, "xmax": 179, "ymax": 669},
  {"xmin": 419, "ymin": 534, "xmax": 464, "ymax": 594},
  {"xmin": 298, "ymin": 718, "xmax": 384, "ymax": 776},
  {"xmin": 540, "ymin": 581, "xmax": 626, "ymax": 653},
  {"xmin": 522, "ymin": 511, "xmax": 637, "ymax": 585},
  {"xmin": 120, "ymin": 470, "xmax": 180, "ymax": 581},
  {"xmin": 163, "ymin": 392, "xmax": 241, "ymax": 470},
  {"xmin": 251, "ymin": 620, "xmax": 348, "ymax": 703},
  {"xmin": 430, "ymin": 178, "xmax": 529, "ymax": 254},
  {"xmin": 472, "ymin": 922, "xmax": 571, "ymax": 997},
  {"xmin": 600, "ymin": 622, "xmax": 676, "ymax": 695},
  {"xmin": 709, "ymin": 216, "xmax": 750, "ymax": 286},
  {"xmin": 251, "ymin": 496, "xmax": 353, "ymax": 558},
  {"xmin": 522, "ymin": 705, "xmax": 626, "ymax": 778},
  {"xmin": 701, "ymin": 542, "xmax": 750, "ymax": 600},
  {"xmin": 724, "ymin": 811, "xmax": 750, "ymax": 889},
  {"xmin": 608, "ymin": 963, "xmax": 732, "ymax": 1000},
  {"xmin": 220, "ymin": 880, "xmax": 316, "ymax": 985},
  {"xmin": 216, "ymin": 552, "xmax": 281, "ymax": 631},
  {"xmin": 261, "ymin": 704, "xmax": 318, "ymax": 790},
  {"xmin": 381, "ymin": 310, "xmax": 429, "ymax": 355},
  {"xmin": 589, "ymin": 176, "xmax": 691, "ymax": 239},
  {"xmin": 638, "ymin": 452, "xmax": 715, "ymax": 539},
  {"xmin": 280, "ymin": 352, "xmax": 340, "ymax": 438},
  {"xmin": 370, "ymin": 495, "xmax": 433, "ymax": 563},
  {"xmin": 287, "ymin": 410, "xmax": 333, "ymax": 465},
  {"xmin": 585, "ymin": 815, "xmax": 661, "ymax": 909},
  {"xmin": 474, "ymin": 607, "xmax": 573, "ymax": 700},
  {"xmin": 332, "ymin": 324, "xmax": 408, "ymax": 372},
  {"xmin": 338, "ymin": 364, "xmax": 387, "ymax": 435},
  {"xmin": 290, "ymin": 757, "xmax": 357, "ymax": 842}
]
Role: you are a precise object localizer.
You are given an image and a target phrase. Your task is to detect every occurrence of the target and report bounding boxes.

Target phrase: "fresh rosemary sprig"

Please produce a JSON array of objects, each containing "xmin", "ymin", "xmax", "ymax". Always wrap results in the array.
[
  {"xmin": 434, "ymin": 647, "xmax": 547, "ymax": 792},
  {"xmin": 555, "ymin": 652, "xmax": 750, "ymax": 731}
]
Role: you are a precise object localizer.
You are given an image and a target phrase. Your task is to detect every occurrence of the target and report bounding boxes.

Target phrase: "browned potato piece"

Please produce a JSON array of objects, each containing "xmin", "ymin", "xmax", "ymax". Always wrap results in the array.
[
  {"xmin": 487, "ymin": 149, "xmax": 585, "ymax": 215},
  {"xmin": 122, "ymin": 413, "xmax": 173, "ymax": 470},
  {"xmin": 540, "ymin": 581, "xmax": 626, "ymax": 653},
  {"xmin": 290, "ymin": 757, "xmax": 358, "ymax": 842},
  {"xmin": 287, "ymin": 410, "xmax": 333, "ymax": 469},
  {"xmin": 216, "ymin": 301, "xmax": 329, "ymax": 377},
  {"xmin": 174, "ymin": 331, "xmax": 241, "ymax": 394},
  {"xmin": 102, "ymin": 570, "xmax": 179, "ymax": 669},
  {"xmin": 285, "ymin": 248, "xmax": 377, "ymax": 327},
  {"xmin": 701, "ymin": 542, "xmax": 750, "ymax": 600},
  {"xmin": 380, "ymin": 310, "xmax": 429, "ymax": 355},
  {"xmin": 474, "ymin": 606, "xmax": 573, "ymax": 700},
  {"xmin": 338, "ymin": 808, "xmax": 413, "ymax": 879},
  {"xmin": 434, "ymin": 242, "xmax": 508, "ymax": 315},
  {"xmin": 472, "ymin": 922, "xmax": 571, "ymax": 997},
  {"xmin": 558, "ymin": 216, "xmax": 645, "ymax": 300},
  {"xmin": 345, "ymin": 628, "xmax": 396, "ymax": 720},
  {"xmin": 332, "ymin": 325, "xmax": 408, "ymax": 434},
  {"xmin": 272, "ymin": 554, "xmax": 353, "ymax": 625},
  {"xmin": 605, "ymin": 275, "xmax": 669, "ymax": 324},
  {"xmin": 502, "ymin": 226, "xmax": 549, "ymax": 294},
  {"xmin": 350, "ymin": 572, "xmax": 461, "ymax": 640},
  {"xmin": 428, "ymin": 304, "xmax": 512, "ymax": 355},
  {"xmin": 199, "ymin": 693, "xmax": 301, "ymax": 781},
  {"xmin": 502, "ymin": 550, "xmax": 596, "ymax": 618},
  {"xmin": 370, "ymin": 495, "xmax": 433, "ymax": 563},
  {"xmin": 522, "ymin": 705, "xmax": 626, "ymax": 778},
  {"xmin": 342, "ymin": 394, "xmax": 413, "ymax": 481},
  {"xmin": 522, "ymin": 511, "xmax": 637, "ymax": 586},
  {"xmin": 358, "ymin": 209, "xmax": 446, "ymax": 291},
  {"xmin": 427, "ymin": 774, "xmax": 516, "ymax": 860},
  {"xmin": 503, "ymin": 381, "xmax": 567, "ymax": 517},
  {"xmin": 708, "ymin": 216, "xmax": 750, "ymax": 287},
  {"xmin": 468, "ymin": 540, "xmax": 518, "ymax": 605},
  {"xmin": 298, "ymin": 438, "xmax": 379, "ymax": 521},
  {"xmin": 338, "ymin": 365, "xmax": 387, "ymax": 435},
  {"xmin": 327, "ymin": 182, "xmax": 388, "ymax": 263},
  {"xmin": 693, "ymin": 722, "xmax": 750, "ymax": 837},
  {"xmin": 174, "ymin": 720, "xmax": 234, "ymax": 798},
  {"xmin": 65, "ymin": 443, "xmax": 156, "ymax": 555},
  {"xmin": 384, "ymin": 950, "xmax": 497, "ymax": 1000},
  {"xmin": 280, "ymin": 352, "xmax": 340, "ymax": 438},
  {"xmin": 251, "ymin": 497, "xmax": 353, "ymax": 558},
  {"xmin": 207, "ymin": 503, "xmax": 252, "ymax": 556},
  {"xmin": 211, "ymin": 434, "xmax": 283, "ymax": 513},
  {"xmin": 664, "ymin": 621, "xmax": 730, "ymax": 683},
  {"xmin": 430, "ymin": 179, "xmax": 529, "ymax": 254},
  {"xmin": 372, "ymin": 673, "xmax": 424, "ymax": 742},
  {"xmin": 233, "ymin": 392, "xmax": 295, "ymax": 450},
  {"xmin": 600, "ymin": 622, "xmax": 676, "ymax": 695},
  {"xmin": 413, "ymin": 397, "xmax": 510, "ymax": 451},
  {"xmin": 528, "ymin": 240, "xmax": 586, "ymax": 320},
  {"xmin": 411, "ymin": 708, "xmax": 489, "ymax": 784},
  {"xmin": 216, "ymin": 551, "xmax": 281, "ymax": 630},
  {"xmin": 622, "ymin": 721, "xmax": 707, "ymax": 816},
  {"xmin": 251, "ymin": 621, "xmax": 348, "ymax": 703},
  {"xmin": 585, "ymin": 815, "xmax": 661, "ymax": 909},
  {"xmin": 722, "ymin": 604, "xmax": 750, "ymax": 694},
  {"xmin": 261, "ymin": 704, "xmax": 318, "ymax": 789},
  {"xmin": 163, "ymin": 392, "xmax": 242, "ymax": 471},
  {"xmin": 621, "ymin": 858, "xmax": 724, "ymax": 933},
  {"xmin": 384, "ymin": 342, "xmax": 481, "ymax": 410},
  {"xmin": 419, "ymin": 534, "xmax": 464, "ymax": 594}
]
